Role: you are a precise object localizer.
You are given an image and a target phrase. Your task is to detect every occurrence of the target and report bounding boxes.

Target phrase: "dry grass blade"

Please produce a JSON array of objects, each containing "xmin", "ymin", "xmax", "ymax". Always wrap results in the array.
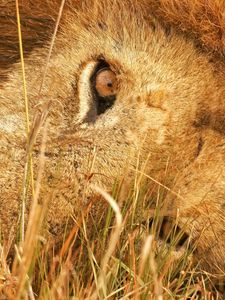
[
  {"xmin": 13, "ymin": 121, "xmax": 49, "ymax": 300},
  {"xmin": 134, "ymin": 169, "xmax": 184, "ymax": 202},
  {"xmin": 12, "ymin": 0, "xmax": 66, "ymax": 298},
  {"xmin": 139, "ymin": 235, "xmax": 163, "ymax": 300},
  {"xmin": 14, "ymin": 246, "xmax": 35, "ymax": 300},
  {"xmin": 15, "ymin": 0, "xmax": 30, "ymax": 136},
  {"xmin": 15, "ymin": 0, "xmax": 35, "ymax": 243},
  {"xmin": 90, "ymin": 185, "xmax": 123, "ymax": 300},
  {"xmin": 48, "ymin": 260, "xmax": 73, "ymax": 300},
  {"xmin": 38, "ymin": 0, "xmax": 66, "ymax": 94}
]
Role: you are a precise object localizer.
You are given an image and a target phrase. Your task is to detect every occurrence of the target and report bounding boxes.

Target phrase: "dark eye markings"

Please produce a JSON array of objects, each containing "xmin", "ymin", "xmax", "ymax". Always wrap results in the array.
[{"xmin": 90, "ymin": 60, "xmax": 117, "ymax": 115}]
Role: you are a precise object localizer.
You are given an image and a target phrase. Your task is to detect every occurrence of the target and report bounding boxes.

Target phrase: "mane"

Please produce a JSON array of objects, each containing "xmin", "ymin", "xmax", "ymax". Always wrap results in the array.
[
  {"xmin": 0, "ymin": 0, "xmax": 224, "ymax": 72},
  {"xmin": 149, "ymin": 0, "xmax": 225, "ymax": 58}
]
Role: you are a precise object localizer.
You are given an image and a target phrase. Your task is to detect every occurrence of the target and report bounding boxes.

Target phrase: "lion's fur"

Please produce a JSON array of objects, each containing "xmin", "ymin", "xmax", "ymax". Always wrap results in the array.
[
  {"xmin": 1, "ymin": 0, "xmax": 225, "ymax": 72},
  {"xmin": 0, "ymin": 0, "xmax": 225, "ymax": 278},
  {"xmin": 149, "ymin": 0, "xmax": 225, "ymax": 57}
]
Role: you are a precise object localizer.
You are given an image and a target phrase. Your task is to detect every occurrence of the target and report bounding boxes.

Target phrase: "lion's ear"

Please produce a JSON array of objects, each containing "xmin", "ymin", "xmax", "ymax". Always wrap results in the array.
[{"xmin": 146, "ymin": 0, "xmax": 225, "ymax": 57}]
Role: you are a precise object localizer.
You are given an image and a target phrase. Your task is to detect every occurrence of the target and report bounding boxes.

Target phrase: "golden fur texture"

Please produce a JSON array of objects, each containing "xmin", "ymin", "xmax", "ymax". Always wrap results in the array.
[
  {"xmin": 1, "ymin": 0, "xmax": 225, "ymax": 72},
  {"xmin": 149, "ymin": 0, "xmax": 225, "ymax": 57},
  {"xmin": 0, "ymin": 0, "xmax": 225, "ymax": 278}
]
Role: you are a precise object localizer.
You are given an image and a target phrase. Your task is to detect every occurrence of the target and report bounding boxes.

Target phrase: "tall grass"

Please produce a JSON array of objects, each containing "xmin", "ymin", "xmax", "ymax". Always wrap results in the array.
[{"xmin": 0, "ymin": 171, "xmax": 223, "ymax": 299}]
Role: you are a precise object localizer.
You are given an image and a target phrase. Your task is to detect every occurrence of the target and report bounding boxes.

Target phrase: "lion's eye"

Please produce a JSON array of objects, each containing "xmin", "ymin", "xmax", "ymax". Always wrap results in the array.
[
  {"xmin": 78, "ymin": 60, "xmax": 118, "ymax": 123},
  {"xmin": 91, "ymin": 61, "xmax": 117, "ymax": 116},
  {"xmin": 95, "ymin": 68, "xmax": 117, "ymax": 97}
]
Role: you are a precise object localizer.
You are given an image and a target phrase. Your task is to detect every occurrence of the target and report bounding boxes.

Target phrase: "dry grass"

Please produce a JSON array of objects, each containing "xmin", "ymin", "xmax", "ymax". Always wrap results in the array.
[
  {"xmin": 0, "ymin": 1, "xmax": 224, "ymax": 299},
  {"xmin": 0, "ymin": 171, "xmax": 224, "ymax": 299}
]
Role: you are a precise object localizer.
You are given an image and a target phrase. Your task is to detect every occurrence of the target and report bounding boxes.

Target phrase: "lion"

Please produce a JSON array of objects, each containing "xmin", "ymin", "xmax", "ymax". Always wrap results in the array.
[{"xmin": 0, "ymin": 0, "xmax": 224, "ymax": 279}]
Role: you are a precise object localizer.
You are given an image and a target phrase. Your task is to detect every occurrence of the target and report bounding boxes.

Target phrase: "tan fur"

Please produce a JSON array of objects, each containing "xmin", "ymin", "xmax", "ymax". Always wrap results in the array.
[
  {"xmin": 0, "ymin": 0, "xmax": 225, "ymax": 278},
  {"xmin": 149, "ymin": 0, "xmax": 225, "ymax": 57}
]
